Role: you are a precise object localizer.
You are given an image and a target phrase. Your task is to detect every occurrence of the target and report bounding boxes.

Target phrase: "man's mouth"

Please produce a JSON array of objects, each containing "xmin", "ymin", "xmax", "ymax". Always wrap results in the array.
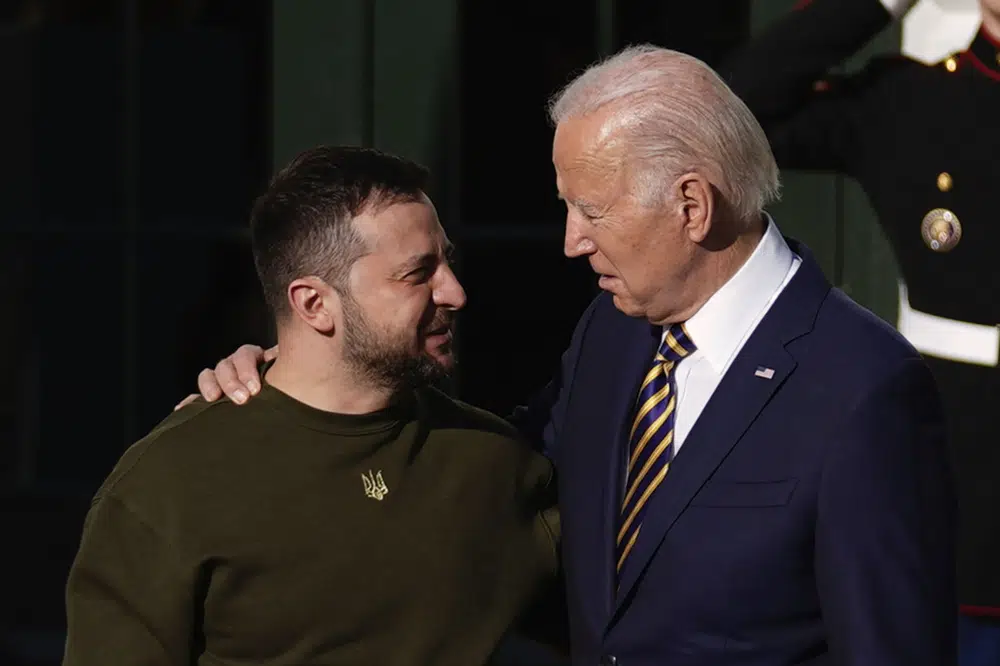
[{"xmin": 425, "ymin": 320, "xmax": 453, "ymax": 338}]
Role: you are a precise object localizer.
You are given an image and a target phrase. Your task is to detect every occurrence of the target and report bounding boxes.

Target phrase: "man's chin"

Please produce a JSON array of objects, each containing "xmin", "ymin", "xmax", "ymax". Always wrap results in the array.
[
  {"xmin": 398, "ymin": 352, "xmax": 454, "ymax": 388},
  {"xmin": 430, "ymin": 349, "xmax": 456, "ymax": 370},
  {"xmin": 611, "ymin": 293, "xmax": 646, "ymax": 319},
  {"xmin": 423, "ymin": 356, "xmax": 455, "ymax": 383}
]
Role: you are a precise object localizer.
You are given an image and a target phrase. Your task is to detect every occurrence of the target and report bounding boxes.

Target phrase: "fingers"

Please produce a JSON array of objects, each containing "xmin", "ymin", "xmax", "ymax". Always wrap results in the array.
[
  {"xmin": 197, "ymin": 367, "xmax": 225, "ymax": 402},
  {"xmin": 263, "ymin": 344, "xmax": 279, "ymax": 363},
  {"xmin": 213, "ymin": 356, "xmax": 251, "ymax": 404},
  {"xmin": 173, "ymin": 394, "xmax": 199, "ymax": 411},
  {"xmin": 191, "ymin": 343, "xmax": 271, "ymax": 408},
  {"xmin": 232, "ymin": 344, "xmax": 266, "ymax": 396}
]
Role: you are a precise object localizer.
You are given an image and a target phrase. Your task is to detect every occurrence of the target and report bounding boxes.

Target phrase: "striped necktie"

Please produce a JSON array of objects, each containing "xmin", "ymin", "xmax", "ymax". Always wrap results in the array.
[{"xmin": 616, "ymin": 323, "xmax": 697, "ymax": 578}]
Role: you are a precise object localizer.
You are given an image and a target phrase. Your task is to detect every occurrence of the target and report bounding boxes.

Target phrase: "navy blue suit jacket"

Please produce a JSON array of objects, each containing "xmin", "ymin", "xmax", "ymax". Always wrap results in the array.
[{"xmin": 514, "ymin": 241, "xmax": 957, "ymax": 666}]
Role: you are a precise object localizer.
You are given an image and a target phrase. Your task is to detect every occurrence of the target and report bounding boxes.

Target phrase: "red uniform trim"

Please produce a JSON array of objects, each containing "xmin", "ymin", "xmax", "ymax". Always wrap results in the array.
[
  {"xmin": 961, "ymin": 51, "xmax": 1000, "ymax": 82},
  {"xmin": 960, "ymin": 605, "xmax": 1000, "ymax": 617}
]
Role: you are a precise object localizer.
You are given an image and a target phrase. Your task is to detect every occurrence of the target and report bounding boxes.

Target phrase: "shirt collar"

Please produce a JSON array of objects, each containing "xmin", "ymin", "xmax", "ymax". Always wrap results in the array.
[{"xmin": 675, "ymin": 215, "xmax": 795, "ymax": 373}]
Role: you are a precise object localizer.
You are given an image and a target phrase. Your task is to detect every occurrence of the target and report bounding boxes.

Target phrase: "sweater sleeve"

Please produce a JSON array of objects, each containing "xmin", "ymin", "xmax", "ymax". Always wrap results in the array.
[
  {"xmin": 62, "ymin": 494, "xmax": 201, "ymax": 666},
  {"xmin": 719, "ymin": 0, "xmax": 898, "ymax": 174}
]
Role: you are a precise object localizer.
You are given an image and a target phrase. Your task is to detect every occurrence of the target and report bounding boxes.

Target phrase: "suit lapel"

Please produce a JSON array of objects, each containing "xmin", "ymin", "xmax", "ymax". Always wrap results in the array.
[
  {"xmin": 610, "ymin": 242, "xmax": 829, "ymax": 617},
  {"xmin": 612, "ymin": 337, "xmax": 796, "ymax": 610},
  {"xmin": 568, "ymin": 311, "xmax": 660, "ymax": 628}
]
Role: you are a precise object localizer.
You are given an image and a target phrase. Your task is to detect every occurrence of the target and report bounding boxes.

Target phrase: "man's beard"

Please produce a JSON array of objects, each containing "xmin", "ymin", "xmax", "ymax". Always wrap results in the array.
[{"xmin": 340, "ymin": 294, "xmax": 454, "ymax": 391}]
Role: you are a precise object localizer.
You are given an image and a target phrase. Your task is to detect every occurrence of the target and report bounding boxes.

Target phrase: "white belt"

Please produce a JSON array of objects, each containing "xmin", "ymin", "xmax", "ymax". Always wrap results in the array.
[{"xmin": 897, "ymin": 282, "xmax": 999, "ymax": 367}]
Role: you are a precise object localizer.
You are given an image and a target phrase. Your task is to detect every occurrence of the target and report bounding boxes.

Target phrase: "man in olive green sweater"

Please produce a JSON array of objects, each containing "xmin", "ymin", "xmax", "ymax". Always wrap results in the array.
[{"xmin": 62, "ymin": 146, "xmax": 561, "ymax": 666}]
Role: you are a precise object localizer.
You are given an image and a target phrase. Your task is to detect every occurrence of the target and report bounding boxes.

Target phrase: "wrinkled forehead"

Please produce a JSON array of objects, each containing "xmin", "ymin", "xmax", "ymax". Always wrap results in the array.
[
  {"xmin": 554, "ymin": 106, "xmax": 640, "ymax": 170},
  {"xmin": 554, "ymin": 113, "xmax": 635, "ymax": 201},
  {"xmin": 354, "ymin": 198, "xmax": 447, "ymax": 256},
  {"xmin": 555, "ymin": 107, "xmax": 627, "ymax": 156}
]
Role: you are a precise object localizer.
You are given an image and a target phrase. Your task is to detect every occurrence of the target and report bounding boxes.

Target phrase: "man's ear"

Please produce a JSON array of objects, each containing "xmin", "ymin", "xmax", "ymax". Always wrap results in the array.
[
  {"xmin": 286, "ymin": 276, "xmax": 339, "ymax": 334},
  {"xmin": 671, "ymin": 171, "xmax": 715, "ymax": 244}
]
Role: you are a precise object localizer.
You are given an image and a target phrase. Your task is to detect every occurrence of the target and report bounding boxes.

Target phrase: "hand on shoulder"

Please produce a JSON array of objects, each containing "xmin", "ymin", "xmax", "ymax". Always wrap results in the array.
[{"xmin": 173, "ymin": 344, "xmax": 278, "ymax": 411}]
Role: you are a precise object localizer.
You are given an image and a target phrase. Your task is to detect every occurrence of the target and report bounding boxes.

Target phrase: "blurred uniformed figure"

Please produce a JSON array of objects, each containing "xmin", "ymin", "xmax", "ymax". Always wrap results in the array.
[{"xmin": 721, "ymin": 1, "xmax": 1000, "ymax": 664}]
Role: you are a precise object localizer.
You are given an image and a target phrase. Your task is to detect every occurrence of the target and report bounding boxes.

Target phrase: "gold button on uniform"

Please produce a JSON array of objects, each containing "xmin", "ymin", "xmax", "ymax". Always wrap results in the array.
[
  {"xmin": 937, "ymin": 172, "xmax": 953, "ymax": 192},
  {"xmin": 921, "ymin": 208, "xmax": 962, "ymax": 252},
  {"xmin": 945, "ymin": 56, "xmax": 958, "ymax": 72}
]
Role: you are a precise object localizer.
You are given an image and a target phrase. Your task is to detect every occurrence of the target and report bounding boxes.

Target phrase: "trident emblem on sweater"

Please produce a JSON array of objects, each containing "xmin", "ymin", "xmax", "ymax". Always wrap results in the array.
[{"xmin": 362, "ymin": 470, "xmax": 389, "ymax": 501}]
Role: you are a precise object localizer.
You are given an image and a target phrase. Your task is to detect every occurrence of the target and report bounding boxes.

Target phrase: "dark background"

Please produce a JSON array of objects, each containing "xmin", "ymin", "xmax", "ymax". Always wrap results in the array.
[{"xmin": 0, "ymin": 1, "xmax": 888, "ymax": 663}]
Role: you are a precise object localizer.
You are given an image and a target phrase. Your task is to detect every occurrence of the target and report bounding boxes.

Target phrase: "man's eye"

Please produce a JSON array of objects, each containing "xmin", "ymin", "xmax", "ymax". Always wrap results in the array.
[
  {"xmin": 408, "ymin": 267, "xmax": 433, "ymax": 282},
  {"xmin": 574, "ymin": 203, "xmax": 600, "ymax": 220}
]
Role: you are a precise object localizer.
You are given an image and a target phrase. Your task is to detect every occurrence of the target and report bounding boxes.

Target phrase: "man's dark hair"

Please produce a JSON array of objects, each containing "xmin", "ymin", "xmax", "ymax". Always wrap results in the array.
[{"xmin": 250, "ymin": 145, "xmax": 430, "ymax": 318}]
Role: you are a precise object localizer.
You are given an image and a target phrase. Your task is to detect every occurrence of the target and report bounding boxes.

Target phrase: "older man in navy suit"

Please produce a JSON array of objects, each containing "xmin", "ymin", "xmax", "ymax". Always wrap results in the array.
[{"xmin": 192, "ymin": 46, "xmax": 956, "ymax": 666}]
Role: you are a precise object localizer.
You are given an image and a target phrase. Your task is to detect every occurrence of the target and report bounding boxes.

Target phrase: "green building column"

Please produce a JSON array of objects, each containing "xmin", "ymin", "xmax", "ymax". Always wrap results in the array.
[{"xmin": 271, "ymin": 0, "xmax": 461, "ymax": 220}]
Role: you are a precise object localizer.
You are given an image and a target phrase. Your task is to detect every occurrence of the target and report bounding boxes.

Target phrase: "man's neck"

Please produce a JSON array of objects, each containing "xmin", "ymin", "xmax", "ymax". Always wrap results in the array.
[
  {"xmin": 660, "ymin": 219, "xmax": 766, "ymax": 325},
  {"xmin": 264, "ymin": 339, "xmax": 397, "ymax": 415}
]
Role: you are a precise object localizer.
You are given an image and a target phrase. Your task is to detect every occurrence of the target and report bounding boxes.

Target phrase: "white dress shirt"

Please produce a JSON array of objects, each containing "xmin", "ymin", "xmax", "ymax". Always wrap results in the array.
[{"xmin": 667, "ymin": 217, "xmax": 801, "ymax": 455}]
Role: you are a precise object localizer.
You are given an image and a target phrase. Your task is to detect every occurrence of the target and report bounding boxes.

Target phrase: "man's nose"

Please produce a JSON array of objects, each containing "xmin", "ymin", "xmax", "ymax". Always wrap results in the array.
[
  {"xmin": 564, "ymin": 215, "xmax": 597, "ymax": 258},
  {"xmin": 434, "ymin": 264, "xmax": 467, "ymax": 310}
]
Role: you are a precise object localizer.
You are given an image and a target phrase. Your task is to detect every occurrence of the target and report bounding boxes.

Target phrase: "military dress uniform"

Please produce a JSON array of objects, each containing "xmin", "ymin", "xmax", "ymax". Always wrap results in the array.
[{"xmin": 721, "ymin": 0, "xmax": 1000, "ymax": 625}]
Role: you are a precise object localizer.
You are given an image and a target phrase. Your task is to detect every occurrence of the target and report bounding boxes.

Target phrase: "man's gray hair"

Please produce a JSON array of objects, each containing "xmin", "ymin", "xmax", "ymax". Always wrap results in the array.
[{"xmin": 548, "ymin": 45, "xmax": 780, "ymax": 224}]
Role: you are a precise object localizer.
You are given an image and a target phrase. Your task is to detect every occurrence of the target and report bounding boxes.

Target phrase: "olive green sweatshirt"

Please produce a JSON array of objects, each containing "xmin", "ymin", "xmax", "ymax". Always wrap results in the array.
[{"xmin": 62, "ymin": 381, "xmax": 560, "ymax": 666}]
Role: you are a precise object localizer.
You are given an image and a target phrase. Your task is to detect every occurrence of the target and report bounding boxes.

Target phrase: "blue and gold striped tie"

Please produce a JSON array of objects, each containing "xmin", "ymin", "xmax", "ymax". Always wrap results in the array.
[{"xmin": 616, "ymin": 323, "xmax": 697, "ymax": 578}]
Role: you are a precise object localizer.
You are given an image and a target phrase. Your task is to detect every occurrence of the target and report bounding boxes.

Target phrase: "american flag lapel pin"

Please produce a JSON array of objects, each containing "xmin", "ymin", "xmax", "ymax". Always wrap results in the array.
[{"xmin": 754, "ymin": 366, "xmax": 775, "ymax": 379}]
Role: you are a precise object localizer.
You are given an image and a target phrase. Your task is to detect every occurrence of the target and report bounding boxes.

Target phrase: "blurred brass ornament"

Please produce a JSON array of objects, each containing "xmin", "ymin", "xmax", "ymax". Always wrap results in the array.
[
  {"xmin": 937, "ymin": 172, "xmax": 953, "ymax": 192},
  {"xmin": 921, "ymin": 208, "xmax": 962, "ymax": 252}
]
